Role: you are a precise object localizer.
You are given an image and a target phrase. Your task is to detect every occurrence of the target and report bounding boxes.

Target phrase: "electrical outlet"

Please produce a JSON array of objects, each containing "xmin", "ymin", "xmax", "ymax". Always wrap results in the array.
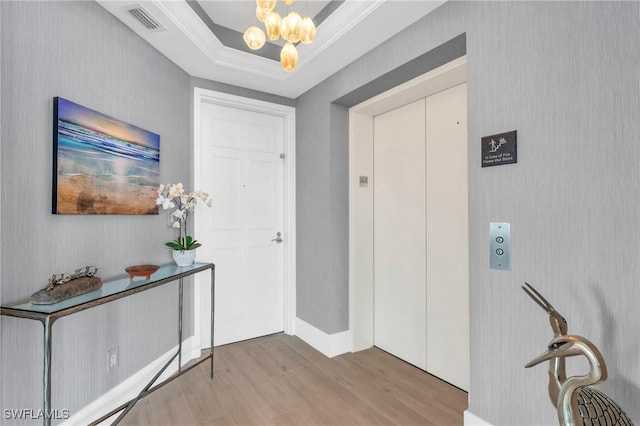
[{"xmin": 107, "ymin": 347, "xmax": 119, "ymax": 373}]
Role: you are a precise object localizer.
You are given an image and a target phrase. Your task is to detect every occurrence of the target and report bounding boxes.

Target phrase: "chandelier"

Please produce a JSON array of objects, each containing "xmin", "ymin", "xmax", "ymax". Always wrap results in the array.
[{"xmin": 243, "ymin": 0, "xmax": 316, "ymax": 72}]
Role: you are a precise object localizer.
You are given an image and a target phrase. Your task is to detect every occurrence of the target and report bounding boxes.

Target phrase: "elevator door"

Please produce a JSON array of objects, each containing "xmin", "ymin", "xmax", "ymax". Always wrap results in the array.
[
  {"xmin": 425, "ymin": 83, "xmax": 469, "ymax": 390},
  {"xmin": 373, "ymin": 84, "xmax": 469, "ymax": 390},
  {"xmin": 373, "ymin": 98, "xmax": 427, "ymax": 370}
]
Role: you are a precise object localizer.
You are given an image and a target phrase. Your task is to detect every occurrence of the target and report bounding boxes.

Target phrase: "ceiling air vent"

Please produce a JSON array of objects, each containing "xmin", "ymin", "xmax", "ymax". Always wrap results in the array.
[{"xmin": 126, "ymin": 5, "xmax": 166, "ymax": 32}]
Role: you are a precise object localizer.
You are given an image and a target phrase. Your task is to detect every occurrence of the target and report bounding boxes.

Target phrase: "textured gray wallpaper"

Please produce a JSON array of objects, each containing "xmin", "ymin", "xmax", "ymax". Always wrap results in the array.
[
  {"xmin": 295, "ymin": 1, "xmax": 639, "ymax": 424},
  {"xmin": 0, "ymin": 2, "xmax": 191, "ymax": 424},
  {"xmin": 466, "ymin": 2, "xmax": 640, "ymax": 423}
]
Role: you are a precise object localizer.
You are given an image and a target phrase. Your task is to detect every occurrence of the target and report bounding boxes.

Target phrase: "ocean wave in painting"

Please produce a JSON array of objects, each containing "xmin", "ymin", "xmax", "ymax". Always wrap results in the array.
[{"xmin": 58, "ymin": 120, "xmax": 159, "ymax": 163}]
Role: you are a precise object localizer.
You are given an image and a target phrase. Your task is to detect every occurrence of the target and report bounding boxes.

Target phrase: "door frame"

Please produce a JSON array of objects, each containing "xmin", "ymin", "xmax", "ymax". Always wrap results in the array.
[
  {"xmin": 348, "ymin": 56, "xmax": 467, "ymax": 352},
  {"xmin": 193, "ymin": 88, "xmax": 297, "ymax": 347}
]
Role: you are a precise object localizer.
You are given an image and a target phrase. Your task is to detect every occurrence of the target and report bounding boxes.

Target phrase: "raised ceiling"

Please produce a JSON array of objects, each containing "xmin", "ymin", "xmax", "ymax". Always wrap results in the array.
[{"xmin": 97, "ymin": 0, "xmax": 446, "ymax": 98}]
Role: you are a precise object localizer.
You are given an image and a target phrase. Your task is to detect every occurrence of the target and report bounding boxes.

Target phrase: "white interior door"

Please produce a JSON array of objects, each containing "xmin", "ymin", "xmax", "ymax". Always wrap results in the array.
[
  {"xmin": 373, "ymin": 99, "xmax": 427, "ymax": 370},
  {"xmin": 198, "ymin": 101, "xmax": 284, "ymax": 346},
  {"xmin": 425, "ymin": 83, "xmax": 469, "ymax": 391}
]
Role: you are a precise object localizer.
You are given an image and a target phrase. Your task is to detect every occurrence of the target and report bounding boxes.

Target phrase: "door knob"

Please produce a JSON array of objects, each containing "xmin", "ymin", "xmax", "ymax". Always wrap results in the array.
[{"xmin": 271, "ymin": 232, "xmax": 283, "ymax": 244}]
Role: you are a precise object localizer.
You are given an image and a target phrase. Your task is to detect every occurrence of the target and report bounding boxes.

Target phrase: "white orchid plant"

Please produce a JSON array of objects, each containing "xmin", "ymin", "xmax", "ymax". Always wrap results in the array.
[{"xmin": 156, "ymin": 183, "xmax": 212, "ymax": 251}]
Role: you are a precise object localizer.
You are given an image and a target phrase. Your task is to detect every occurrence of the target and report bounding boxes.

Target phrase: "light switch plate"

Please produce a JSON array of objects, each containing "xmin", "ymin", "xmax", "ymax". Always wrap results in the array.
[{"xmin": 490, "ymin": 222, "xmax": 510, "ymax": 271}]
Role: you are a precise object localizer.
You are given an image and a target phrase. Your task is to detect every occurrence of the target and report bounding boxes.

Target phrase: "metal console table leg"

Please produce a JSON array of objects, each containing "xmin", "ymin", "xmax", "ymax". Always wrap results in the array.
[
  {"xmin": 42, "ymin": 317, "xmax": 53, "ymax": 426},
  {"xmin": 210, "ymin": 266, "xmax": 215, "ymax": 378},
  {"xmin": 178, "ymin": 278, "xmax": 183, "ymax": 372}
]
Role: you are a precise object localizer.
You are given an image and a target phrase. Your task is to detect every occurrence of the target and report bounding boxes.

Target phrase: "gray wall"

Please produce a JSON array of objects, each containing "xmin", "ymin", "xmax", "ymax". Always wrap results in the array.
[
  {"xmin": 295, "ymin": 1, "xmax": 639, "ymax": 424},
  {"xmin": 0, "ymin": 2, "xmax": 191, "ymax": 423}
]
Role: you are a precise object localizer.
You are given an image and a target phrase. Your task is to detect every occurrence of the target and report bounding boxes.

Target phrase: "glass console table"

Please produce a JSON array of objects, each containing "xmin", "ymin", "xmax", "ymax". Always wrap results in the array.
[{"xmin": 0, "ymin": 262, "xmax": 215, "ymax": 426}]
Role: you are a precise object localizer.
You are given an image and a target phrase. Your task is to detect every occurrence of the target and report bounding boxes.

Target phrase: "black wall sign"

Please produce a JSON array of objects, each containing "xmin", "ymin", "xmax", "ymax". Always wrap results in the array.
[{"xmin": 481, "ymin": 130, "xmax": 517, "ymax": 167}]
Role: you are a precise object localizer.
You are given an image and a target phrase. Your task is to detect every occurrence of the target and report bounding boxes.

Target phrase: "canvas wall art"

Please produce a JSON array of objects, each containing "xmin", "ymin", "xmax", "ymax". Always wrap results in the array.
[{"xmin": 52, "ymin": 97, "xmax": 160, "ymax": 214}]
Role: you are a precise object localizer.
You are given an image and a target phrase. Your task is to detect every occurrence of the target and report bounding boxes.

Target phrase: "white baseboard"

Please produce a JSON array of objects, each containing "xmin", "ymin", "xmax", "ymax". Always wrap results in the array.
[
  {"xmin": 294, "ymin": 317, "xmax": 351, "ymax": 358},
  {"xmin": 62, "ymin": 336, "xmax": 200, "ymax": 426},
  {"xmin": 184, "ymin": 334, "xmax": 203, "ymax": 360},
  {"xmin": 464, "ymin": 410, "xmax": 493, "ymax": 426}
]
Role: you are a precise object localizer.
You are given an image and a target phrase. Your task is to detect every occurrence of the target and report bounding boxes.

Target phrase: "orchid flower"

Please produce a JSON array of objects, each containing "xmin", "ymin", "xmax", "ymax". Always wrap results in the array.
[{"xmin": 156, "ymin": 182, "xmax": 212, "ymax": 251}]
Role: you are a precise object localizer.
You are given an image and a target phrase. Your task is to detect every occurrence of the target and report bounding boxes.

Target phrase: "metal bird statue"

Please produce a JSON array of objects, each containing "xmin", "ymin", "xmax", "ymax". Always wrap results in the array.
[
  {"xmin": 522, "ymin": 283, "xmax": 634, "ymax": 426},
  {"xmin": 526, "ymin": 334, "xmax": 633, "ymax": 426}
]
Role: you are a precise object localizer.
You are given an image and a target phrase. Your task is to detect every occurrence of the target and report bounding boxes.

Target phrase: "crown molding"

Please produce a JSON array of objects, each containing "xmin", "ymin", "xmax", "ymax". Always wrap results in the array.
[
  {"xmin": 97, "ymin": 0, "xmax": 446, "ymax": 98},
  {"xmin": 152, "ymin": 1, "xmax": 286, "ymax": 77}
]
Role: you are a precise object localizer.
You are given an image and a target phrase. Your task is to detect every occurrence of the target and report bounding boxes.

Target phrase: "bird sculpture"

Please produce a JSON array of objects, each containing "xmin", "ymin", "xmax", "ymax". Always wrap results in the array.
[{"xmin": 522, "ymin": 283, "xmax": 634, "ymax": 426}]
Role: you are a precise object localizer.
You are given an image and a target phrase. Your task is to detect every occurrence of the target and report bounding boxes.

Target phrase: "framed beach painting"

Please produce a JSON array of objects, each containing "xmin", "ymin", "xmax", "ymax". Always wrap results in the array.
[{"xmin": 52, "ymin": 97, "xmax": 160, "ymax": 214}]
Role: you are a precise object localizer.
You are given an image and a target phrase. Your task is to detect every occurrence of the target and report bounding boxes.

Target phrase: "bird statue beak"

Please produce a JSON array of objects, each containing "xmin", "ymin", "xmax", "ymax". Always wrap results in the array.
[
  {"xmin": 525, "ymin": 348, "xmax": 557, "ymax": 368},
  {"xmin": 525, "ymin": 337, "xmax": 572, "ymax": 368}
]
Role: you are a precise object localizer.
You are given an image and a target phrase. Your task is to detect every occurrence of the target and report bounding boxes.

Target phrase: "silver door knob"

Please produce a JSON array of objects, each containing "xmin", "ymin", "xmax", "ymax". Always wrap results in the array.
[{"xmin": 271, "ymin": 232, "xmax": 283, "ymax": 243}]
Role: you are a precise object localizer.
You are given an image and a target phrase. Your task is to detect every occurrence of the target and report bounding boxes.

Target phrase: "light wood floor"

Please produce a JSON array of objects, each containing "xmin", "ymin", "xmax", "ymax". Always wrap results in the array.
[{"xmin": 121, "ymin": 333, "xmax": 468, "ymax": 426}]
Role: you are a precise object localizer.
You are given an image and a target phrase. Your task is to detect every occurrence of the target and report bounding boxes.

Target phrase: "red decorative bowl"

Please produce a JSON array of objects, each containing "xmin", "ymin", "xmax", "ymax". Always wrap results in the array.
[{"xmin": 125, "ymin": 265, "xmax": 159, "ymax": 280}]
